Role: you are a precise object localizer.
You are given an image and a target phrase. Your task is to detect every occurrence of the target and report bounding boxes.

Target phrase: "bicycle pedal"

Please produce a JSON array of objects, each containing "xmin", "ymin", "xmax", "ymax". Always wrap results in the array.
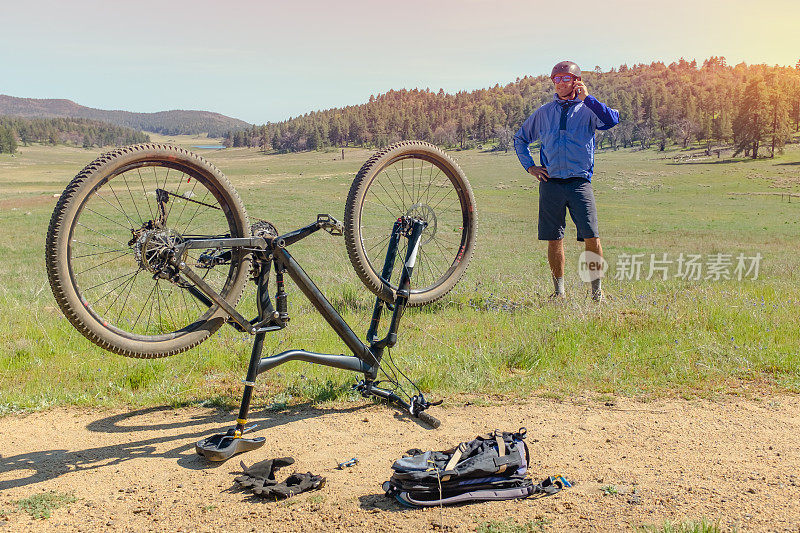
[{"xmin": 317, "ymin": 214, "xmax": 344, "ymax": 236}]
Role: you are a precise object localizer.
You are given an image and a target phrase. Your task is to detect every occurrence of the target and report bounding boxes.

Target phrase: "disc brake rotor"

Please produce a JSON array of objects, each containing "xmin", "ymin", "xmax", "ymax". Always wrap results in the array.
[
  {"xmin": 405, "ymin": 203, "xmax": 437, "ymax": 244},
  {"xmin": 133, "ymin": 228, "xmax": 185, "ymax": 275}
]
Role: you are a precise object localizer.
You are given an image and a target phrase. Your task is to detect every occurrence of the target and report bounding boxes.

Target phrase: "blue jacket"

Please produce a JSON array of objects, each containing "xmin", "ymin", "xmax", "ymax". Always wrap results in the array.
[{"xmin": 513, "ymin": 93, "xmax": 619, "ymax": 180}]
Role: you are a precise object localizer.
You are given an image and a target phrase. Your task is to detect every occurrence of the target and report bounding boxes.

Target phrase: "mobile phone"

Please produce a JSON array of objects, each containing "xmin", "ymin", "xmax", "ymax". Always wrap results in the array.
[{"xmin": 573, "ymin": 79, "xmax": 582, "ymax": 99}]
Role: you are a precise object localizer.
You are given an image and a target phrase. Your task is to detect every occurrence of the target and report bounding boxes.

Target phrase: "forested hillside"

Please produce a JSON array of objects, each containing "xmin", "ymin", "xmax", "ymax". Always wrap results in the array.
[
  {"xmin": 0, "ymin": 95, "xmax": 250, "ymax": 137},
  {"xmin": 227, "ymin": 58, "xmax": 800, "ymax": 158},
  {"xmin": 0, "ymin": 116, "xmax": 149, "ymax": 154},
  {"xmin": 4, "ymin": 58, "xmax": 798, "ymax": 158}
]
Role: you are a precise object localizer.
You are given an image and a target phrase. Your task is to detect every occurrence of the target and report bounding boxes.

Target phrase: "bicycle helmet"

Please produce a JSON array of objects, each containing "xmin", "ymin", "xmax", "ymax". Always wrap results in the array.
[{"xmin": 551, "ymin": 61, "xmax": 581, "ymax": 79}]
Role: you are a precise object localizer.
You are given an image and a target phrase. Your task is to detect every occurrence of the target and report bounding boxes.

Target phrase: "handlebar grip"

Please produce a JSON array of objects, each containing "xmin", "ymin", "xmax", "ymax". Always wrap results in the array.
[{"xmin": 416, "ymin": 410, "xmax": 441, "ymax": 429}]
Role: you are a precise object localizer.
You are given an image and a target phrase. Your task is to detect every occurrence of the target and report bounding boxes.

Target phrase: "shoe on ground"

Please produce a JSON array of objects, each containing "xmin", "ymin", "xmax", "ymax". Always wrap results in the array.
[
  {"xmin": 591, "ymin": 289, "xmax": 604, "ymax": 302},
  {"xmin": 548, "ymin": 292, "xmax": 566, "ymax": 300}
]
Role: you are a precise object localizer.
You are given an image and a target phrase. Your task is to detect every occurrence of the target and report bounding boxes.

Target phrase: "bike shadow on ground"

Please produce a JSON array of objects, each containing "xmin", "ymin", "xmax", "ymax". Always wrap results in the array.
[{"xmin": 0, "ymin": 402, "xmax": 366, "ymax": 491}]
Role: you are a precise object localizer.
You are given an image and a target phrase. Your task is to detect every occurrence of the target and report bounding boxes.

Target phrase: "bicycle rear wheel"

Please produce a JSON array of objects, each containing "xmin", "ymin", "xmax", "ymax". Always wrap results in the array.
[
  {"xmin": 344, "ymin": 141, "xmax": 476, "ymax": 306},
  {"xmin": 45, "ymin": 144, "xmax": 251, "ymax": 358}
]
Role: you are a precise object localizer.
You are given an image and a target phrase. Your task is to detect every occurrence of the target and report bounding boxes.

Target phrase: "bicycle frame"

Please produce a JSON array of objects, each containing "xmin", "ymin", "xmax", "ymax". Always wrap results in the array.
[{"xmin": 175, "ymin": 214, "xmax": 431, "ymax": 459}]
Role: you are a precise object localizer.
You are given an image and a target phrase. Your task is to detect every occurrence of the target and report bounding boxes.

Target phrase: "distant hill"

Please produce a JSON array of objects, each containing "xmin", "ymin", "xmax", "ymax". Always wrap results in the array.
[
  {"xmin": 0, "ymin": 116, "xmax": 150, "ymax": 153},
  {"xmin": 0, "ymin": 95, "xmax": 251, "ymax": 137}
]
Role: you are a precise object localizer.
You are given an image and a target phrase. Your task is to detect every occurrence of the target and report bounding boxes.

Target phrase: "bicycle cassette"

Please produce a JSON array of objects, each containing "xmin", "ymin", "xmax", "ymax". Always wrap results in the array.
[{"xmin": 251, "ymin": 220, "xmax": 279, "ymax": 240}]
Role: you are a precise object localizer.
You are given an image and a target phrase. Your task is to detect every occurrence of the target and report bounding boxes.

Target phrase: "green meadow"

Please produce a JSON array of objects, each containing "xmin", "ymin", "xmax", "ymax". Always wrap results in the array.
[{"xmin": 0, "ymin": 134, "xmax": 798, "ymax": 412}]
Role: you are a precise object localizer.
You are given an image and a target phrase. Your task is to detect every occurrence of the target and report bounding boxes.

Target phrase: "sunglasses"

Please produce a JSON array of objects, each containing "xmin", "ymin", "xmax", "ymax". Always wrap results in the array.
[{"xmin": 552, "ymin": 75, "xmax": 579, "ymax": 83}]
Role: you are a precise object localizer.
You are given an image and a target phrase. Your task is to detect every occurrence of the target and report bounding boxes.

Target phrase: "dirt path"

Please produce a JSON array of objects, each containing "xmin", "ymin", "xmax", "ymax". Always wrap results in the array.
[{"xmin": 1, "ymin": 395, "xmax": 798, "ymax": 532}]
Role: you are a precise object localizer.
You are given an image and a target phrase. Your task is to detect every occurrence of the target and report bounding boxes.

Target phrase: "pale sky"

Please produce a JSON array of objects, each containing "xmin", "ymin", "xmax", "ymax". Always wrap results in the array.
[{"xmin": 2, "ymin": 0, "xmax": 798, "ymax": 123}]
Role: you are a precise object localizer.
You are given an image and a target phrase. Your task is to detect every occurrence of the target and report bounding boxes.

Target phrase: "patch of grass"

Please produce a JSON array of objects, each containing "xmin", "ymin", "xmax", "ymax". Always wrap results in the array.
[
  {"xmin": 197, "ymin": 395, "xmax": 239, "ymax": 410},
  {"xmin": 596, "ymin": 393, "xmax": 616, "ymax": 404},
  {"xmin": 13, "ymin": 491, "xmax": 77, "ymax": 519},
  {"xmin": 267, "ymin": 391, "xmax": 293, "ymax": 411},
  {"xmin": 117, "ymin": 362, "xmax": 164, "ymax": 391},
  {"xmin": 638, "ymin": 518, "xmax": 722, "ymax": 533},
  {"xmin": 329, "ymin": 283, "xmax": 371, "ymax": 313},
  {"xmin": 600, "ymin": 484, "xmax": 619, "ymax": 496},
  {"xmin": 287, "ymin": 379, "xmax": 358, "ymax": 404},
  {"xmin": 478, "ymin": 517, "xmax": 551, "ymax": 533}
]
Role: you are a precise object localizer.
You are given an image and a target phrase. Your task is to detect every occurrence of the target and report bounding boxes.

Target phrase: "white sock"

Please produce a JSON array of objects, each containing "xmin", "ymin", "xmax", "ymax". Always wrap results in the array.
[
  {"xmin": 553, "ymin": 276, "xmax": 565, "ymax": 295},
  {"xmin": 591, "ymin": 278, "xmax": 602, "ymax": 294}
]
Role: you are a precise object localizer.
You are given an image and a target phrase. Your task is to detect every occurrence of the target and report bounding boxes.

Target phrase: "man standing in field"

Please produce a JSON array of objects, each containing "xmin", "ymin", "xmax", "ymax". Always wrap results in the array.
[{"xmin": 513, "ymin": 61, "xmax": 619, "ymax": 301}]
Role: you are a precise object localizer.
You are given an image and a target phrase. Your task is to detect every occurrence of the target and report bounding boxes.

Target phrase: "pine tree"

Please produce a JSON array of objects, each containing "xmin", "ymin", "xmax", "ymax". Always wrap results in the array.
[
  {"xmin": 733, "ymin": 77, "xmax": 768, "ymax": 158},
  {"xmin": 0, "ymin": 126, "xmax": 10, "ymax": 153},
  {"xmin": 767, "ymin": 82, "xmax": 791, "ymax": 157},
  {"xmin": 790, "ymin": 80, "xmax": 800, "ymax": 133}
]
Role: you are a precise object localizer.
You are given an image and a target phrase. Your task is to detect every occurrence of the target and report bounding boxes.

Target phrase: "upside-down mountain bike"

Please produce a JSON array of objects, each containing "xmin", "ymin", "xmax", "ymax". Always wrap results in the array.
[{"xmin": 45, "ymin": 141, "xmax": 476, "ymax": 460}]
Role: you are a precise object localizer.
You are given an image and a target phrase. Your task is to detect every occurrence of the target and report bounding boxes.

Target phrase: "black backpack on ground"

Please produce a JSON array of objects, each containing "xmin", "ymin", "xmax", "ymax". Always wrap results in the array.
[{"xmin": 383, "ymin": 428, "xmax": 566, "ymax": 507}]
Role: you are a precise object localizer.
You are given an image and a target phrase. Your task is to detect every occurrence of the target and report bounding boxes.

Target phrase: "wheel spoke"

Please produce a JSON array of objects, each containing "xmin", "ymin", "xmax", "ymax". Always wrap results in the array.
[
  {"xmin": 106, "ymin": 181, "xmax": 139, "ymax": 228},
  {"xmin": 83, "ymin": 206, "xmax": 136, "ymax": 233},
  {"xmin": 115, "ymin": 269, "xmax": 141, "ymax": 325},
  {"xmin": 101, "ymin": 268, "xmax": 139, "ymax": 316},
  {"xmin": 366, "ymin": 233, "xmax": 391, "ymax": 255},
  {"xmin": 422, "ymin": 166, "xmax": 443, "ymax": 206},
  {"xmin": 392, "ymin": 162, "xmax": 412, "ymax": 211},
  {"xmin": 174, "ymin": 179, "xmax": 199, "ymax": 228},
  {"xmin": 75, "ymin": 222, "xmax": 129, "ymax": 247},
  {"xmin": 131, "ymin": 282, "xmax": 158, "ymax": 332},
  {"xmin": 120, "ymin": 173, "xmax": 145, "ymax": 226},
  {"xmin": 87, "ymin": 269, "xmax": 140, "ymax": 306},
  {"xmin": 372, "ymin": 179, "xmax": 405, "ymax": 214},
  {"xmin": 381, "ymin": 169, "xmax": 405, "ymax": 212},
  {"xmin": 364, "ymin": 195, "xmax": 397, "ymax": 218},
  {"xmin": 83, "ymin": 269, "xmax": 141, "ymax": 293},
  {"xmin": 74, "ymin": 251, "xmax": 132, "ymax": 276},
  {"xmin": 73, "ymin": 248, "xmax": 130, "ymax": 259},
  {"xmin": 164, "ymin": 170, "xmax": 183, "ymax": 223},
  {"xmin": 181, "ymin": 191, "xmax": 214, "ymax": 235},
  {"xmin": 137, "ymin": 168, "xmax": 157, "ymax": 222}
]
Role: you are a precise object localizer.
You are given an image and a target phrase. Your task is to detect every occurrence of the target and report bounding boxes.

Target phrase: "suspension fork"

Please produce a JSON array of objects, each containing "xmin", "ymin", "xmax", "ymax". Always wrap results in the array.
[{"xmin": 367, "ymin": 219, "xmax": 404, "ymax": 343}]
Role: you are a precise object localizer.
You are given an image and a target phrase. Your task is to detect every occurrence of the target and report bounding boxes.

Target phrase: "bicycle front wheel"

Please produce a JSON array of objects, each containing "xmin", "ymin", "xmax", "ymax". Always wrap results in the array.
[
  {"xmin": 45, "ymin": 144, "xmax": 251, "ymax": 358},
  {"xmin": 344, "ymin": 141, "xmax": 476, "ymax": 306}
]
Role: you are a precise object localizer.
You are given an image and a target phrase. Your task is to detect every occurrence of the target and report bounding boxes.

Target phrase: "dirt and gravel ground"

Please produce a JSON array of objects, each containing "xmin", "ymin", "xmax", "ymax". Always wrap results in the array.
[{"xmin": 1, "ymin": 394, "xmax": 798, "ymax": 532}]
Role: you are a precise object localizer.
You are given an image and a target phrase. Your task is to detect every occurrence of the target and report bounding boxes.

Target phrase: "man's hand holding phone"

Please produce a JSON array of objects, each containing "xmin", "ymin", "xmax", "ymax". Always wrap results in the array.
[
  {"xmin": 528, "ymin": 165, "xmax": 549, "ymax": 182},
  {"xmin": 573, "ymin": 80, "xmax": 588, "ymax": 101}
]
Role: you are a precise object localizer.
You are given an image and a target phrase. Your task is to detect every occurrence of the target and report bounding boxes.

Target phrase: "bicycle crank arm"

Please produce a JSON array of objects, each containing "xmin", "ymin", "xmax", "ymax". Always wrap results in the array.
[{"xmin": 177, "ymin": 263, "xmax": 255, "ymax": 334}]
